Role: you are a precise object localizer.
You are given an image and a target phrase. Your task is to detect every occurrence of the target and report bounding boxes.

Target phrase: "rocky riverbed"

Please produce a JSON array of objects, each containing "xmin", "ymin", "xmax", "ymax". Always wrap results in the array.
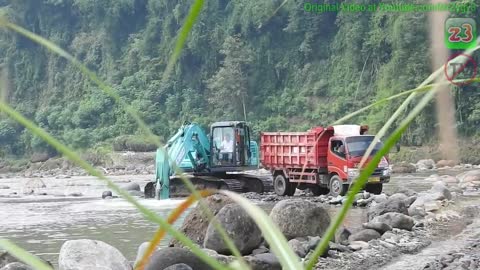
[{"xmin": 1, "ymin": 165, "xmax": 480, "ymax": 269}]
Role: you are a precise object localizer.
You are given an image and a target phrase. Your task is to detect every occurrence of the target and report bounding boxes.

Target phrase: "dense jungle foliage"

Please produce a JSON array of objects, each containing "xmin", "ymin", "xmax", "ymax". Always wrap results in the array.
[{"xmin": 0, "ymin": 0, "xmax": 479, "ymax": 157}]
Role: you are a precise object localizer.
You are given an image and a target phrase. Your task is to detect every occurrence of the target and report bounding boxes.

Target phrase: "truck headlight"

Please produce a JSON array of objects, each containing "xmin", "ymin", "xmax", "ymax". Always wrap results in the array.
[
  {"xmin": 347, "ymin": 168, "xmax": 359, "ymax": 178},
  {"xmin": 382, "ymin": 168, "xmax": 391, "ymax": 176}
]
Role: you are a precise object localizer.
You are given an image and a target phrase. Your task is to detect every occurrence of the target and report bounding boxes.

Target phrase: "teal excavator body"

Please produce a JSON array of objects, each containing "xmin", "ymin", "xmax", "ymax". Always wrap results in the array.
[{"xmin": 144, "ymin": 121, "xmax": 268, "ymax": 199}]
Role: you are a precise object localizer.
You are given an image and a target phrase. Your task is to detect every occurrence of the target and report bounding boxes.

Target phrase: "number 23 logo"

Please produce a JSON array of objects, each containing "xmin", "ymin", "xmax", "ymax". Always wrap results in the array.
[{"xmin": 448, "ymin": 23, "xmax": 473, "ymax": 43}]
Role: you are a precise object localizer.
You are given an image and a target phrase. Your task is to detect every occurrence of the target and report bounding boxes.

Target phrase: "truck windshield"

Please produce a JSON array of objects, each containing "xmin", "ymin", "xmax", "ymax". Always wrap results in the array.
[{"xmin": 346, "ymin": 136, "xmax": 383, "ymax": 157}]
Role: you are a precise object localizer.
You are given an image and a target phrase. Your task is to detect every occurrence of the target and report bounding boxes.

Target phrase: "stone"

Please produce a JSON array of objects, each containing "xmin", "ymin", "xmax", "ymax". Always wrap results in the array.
[
  {"xmin": 391, "ymin": 162, "xmax": 416, "ymax": 173},
  {"xmin": 144, "ymin": 247, "xmax": 209, "ymax": 270},
  {"xmin": 128, "ymin": 190, "xmax": 144, "ymax": 197},
  {"xmin": 329, "ymin": 242, "xmax": 352, "ymax": 253},
  {"xmin": 440, "ymin": 175, "xmax": 458, "ymax": 184},
  {"xmin": 121, "ymin": 182, "xmax": 140, "ymax": 192},
  {"xmin": 348, "ymin": 241, "xmax": 369, "ymax": 251},
  {"xmin": 164, "ymin": 264, "xmax": 193, "ymax": 270},
  {"xmin": 288, "ymin": 239, "xmax": 307, "ymax": 258},
  {"xmin": 430, "ymin": 181, "xmax": 452, "ymax": 200},
  {"xmin": 246, "ymin": 253, "xmax": 281, "ymax": 270},
  {"xmin": 170, "ymin": 194, "xmax": 233, "ymax": 247},
  {"xmin": 134, "ymin": 242, "xmax": 160, "ymax": 267},
  {"xmin": 371, "ymin": 194, "xmax": 388, "ymax": 203},
  {"xmin": 367, "ymin": 196, "xmax": 408, "ymax": 220},
  {"xmin": 335, "ymin": 227, "xmax": 351, "ymax": 245},
  {"xmin": 58, "ymin": 239, "xmax": 131, "ymax": 270},
  {"xmin": 0, "ymin": 263, "xmax": 32, "ymax": 270},
  {"xmin": 307, "ymin": 236, "xmax": 321, "ymax": 250},
  {"xmin": 416, "ymin": 159, "xmax": 436, "ymax": 171},
  {"xmin": 404, "ymin": 196, "xmax": 417, "ymax": 207},
  {"xmin": 204, "ymin": 204, "xmax": 262, "ymax": 255},
  {"xmin": 437, "ymin": 159, "xmax": 457, "ymax": 168},
  {"xmin": 388, "ymin": 193, "xmax": 408, "ymax": 202},
  {"xmin": 102, "ymin": 190, "xmax": 113, "ymax": 199},
  {"xmin": 424, "ymin": 201, "xmax": 441, "ymax": 212},
  {"xmin": 371, "ymin": 212, "xmax": 415, "ymax": 231},
  {"xmin": 251, "ymin": 246, "xmax": 269, "ymax": 255},
  {"xmin": 348, "ymin": 229, "xmax": 381, "ymax": 242},
  {"xmin": 457, "ymin": 170, "xmax": 480, "ymax": 183},
  {"xmin": 30, "ymin": 152, "xmax": 49, "ymax": 163},
  {"xmin": 269, "ymin": 199, "xmax": 330, "ymax": 240},
  {"xmin": 362, "ymin": 221, "xmax": 392, "ymax": 234},
  {"xmin": 24, "ymin": 179, "xmax": 46, "ymax": 189}
]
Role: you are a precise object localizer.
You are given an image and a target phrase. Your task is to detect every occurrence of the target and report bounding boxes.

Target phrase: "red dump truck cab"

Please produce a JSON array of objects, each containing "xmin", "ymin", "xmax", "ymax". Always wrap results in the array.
[{"xmin": 260, "ymin": 125, "xmax": 391, "ymax": 197}]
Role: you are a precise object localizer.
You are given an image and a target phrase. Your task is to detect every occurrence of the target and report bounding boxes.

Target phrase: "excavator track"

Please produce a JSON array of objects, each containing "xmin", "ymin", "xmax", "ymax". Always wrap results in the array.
[{"xmin": 146, "ymin": 172, "xmax": 274, "ymax": 198}]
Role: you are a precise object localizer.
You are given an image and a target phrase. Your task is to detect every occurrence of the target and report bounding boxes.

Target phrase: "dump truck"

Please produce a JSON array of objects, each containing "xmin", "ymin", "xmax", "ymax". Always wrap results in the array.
[{"xmin": 260, "ymin": 125, "xmax": 390, "ymax": 196}]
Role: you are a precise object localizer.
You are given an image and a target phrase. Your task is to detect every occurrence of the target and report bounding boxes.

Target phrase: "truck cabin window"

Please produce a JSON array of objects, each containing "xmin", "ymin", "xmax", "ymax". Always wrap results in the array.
[
  {"xmin": 346, "ymin": 136, "xmax": 383, "ymax": 157},
  {"xmin": 331, "ymin": 140, "xmax": 346, "ymax": 158},
  {"xmin": 212, "ymin": 127, "xmax": 235, "ymax": 163}
]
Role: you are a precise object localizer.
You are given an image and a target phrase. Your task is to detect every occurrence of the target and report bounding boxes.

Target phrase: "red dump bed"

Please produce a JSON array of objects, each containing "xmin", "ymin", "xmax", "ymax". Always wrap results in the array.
[{"xmin": 260, "ymin": 126, "xmax": 335, "ymax": 170}]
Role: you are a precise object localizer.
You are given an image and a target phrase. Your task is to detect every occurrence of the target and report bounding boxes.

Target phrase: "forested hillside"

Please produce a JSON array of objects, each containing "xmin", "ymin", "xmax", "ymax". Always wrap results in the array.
[{"xmin": 0, "ymin": 0, "xmax": 479, "ymax": 157}]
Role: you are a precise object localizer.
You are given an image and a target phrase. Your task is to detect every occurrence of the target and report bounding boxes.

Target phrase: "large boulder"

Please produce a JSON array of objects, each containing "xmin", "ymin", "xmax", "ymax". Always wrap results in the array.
[
  {"xmin": 269, "ymin": 200, "xmax": 330, "ymax": 240},
  {"xmin": 170, "ymin": 194, "xmax": 233, "ymax": 247},
  {"xmin": 416, "ymin": 159, "xmax": 436, "ymax": 171},
  {"xmin": 144, "ymin": 248, "xmax": 209, "ymax": 270},
  {"xmin": 391, "ymin": 162, "xmax": 416, "ymax": 173},
  {"xmin": 367, "ymin": 196, "xmax": 408, "ymax": 220},
  {"xmin": 58, "ymin": 239, "xmax": 131, "ymax": 270},
  {"xmin": 371, "ymin": 213, "xmax": 415, "ymax": 231},
  {"xmin": 204, "ymin": 204, "xmax": 262, "ymax": 255},
  {"xmin": 348, "ymin": 229, "xmax": 381, "ymax": 242}
]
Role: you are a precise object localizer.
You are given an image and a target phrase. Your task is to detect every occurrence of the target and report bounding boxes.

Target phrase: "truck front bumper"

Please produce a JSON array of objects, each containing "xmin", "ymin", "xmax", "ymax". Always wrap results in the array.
[{"xmin": 347, "ymin": 174, "xmax": 391, "ymax": 184}]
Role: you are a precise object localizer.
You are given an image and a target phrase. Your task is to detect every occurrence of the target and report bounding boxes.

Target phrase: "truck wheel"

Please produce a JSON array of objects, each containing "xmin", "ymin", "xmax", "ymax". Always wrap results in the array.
[
  {"xmin": 310, "ymin": 186, "xmax": 330, "ymax": 196},
  {"xmin": 366, "ymin": 183, "xmax": 383, "ymax": 194},
  {"xmin": 286, "ymin": 183, "xmax": 297, "ymax": 196},
  {"xmin": 329, "ymin": 175, "xmax": 348, "ymax": 197},
  {"xmin": 274, "ymin": 174, "xmax": 293, "ymax": 196}
]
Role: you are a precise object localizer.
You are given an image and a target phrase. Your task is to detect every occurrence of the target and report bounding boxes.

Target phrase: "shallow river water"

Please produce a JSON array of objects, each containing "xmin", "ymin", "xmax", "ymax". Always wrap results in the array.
[{"xmin": 0, "ymin": 170, "xmax": 465, "ymax": 266}]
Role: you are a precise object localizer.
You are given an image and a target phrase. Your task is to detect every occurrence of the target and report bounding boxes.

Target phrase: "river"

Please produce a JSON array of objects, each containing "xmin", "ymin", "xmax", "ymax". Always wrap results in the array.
[{"xmin": 0, "ymin": 170, "xmax": 465, "ymax": 267}]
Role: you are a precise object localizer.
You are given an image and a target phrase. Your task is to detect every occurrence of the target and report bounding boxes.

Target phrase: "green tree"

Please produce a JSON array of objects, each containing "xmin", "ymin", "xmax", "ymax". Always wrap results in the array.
[{"xmin": 207, "ymin": 35, "xmax": 253, "ymax": 120}]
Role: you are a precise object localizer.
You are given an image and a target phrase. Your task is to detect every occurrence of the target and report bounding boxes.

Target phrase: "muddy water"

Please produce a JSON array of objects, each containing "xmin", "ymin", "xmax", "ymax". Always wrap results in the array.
[{"xmin": 0, "ymin": 170, "xmax": 466, "ymax": 266}]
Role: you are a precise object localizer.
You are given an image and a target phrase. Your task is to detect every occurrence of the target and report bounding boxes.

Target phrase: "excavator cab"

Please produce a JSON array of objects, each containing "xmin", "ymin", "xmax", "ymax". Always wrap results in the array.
[{"xmin": 210, "ymin": 121, "xmax": 256, "ymax": 170}]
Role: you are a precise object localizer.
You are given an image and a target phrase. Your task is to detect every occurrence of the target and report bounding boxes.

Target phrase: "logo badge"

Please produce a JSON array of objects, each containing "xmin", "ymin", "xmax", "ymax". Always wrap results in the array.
[{"xmin": 445, "ymin": 18, "xmax": 476, "ymax": 49}]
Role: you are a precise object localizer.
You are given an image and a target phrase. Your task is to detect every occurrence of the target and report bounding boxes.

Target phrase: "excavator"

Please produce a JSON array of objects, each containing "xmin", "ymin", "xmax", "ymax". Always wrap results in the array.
[{"xmin": 144, "ymin": 121, "xmax": 273, "ymax": 199}]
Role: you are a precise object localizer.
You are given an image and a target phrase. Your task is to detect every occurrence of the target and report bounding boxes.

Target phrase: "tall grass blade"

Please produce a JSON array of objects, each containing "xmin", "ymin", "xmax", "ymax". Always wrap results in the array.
[
  {"xmin": 0, "ymin": 100, "xmax": 227, "ymax": 270},
  {"xmin": 0, "ymin": 240, "xmax": 53, "ymax": 270},
  {"xmin": 220, "ymin": 190, "xmax": 303, "ymax": 270},
  {"xmin": 162, "ymin": 0, "xmax": 204, "ymax": 83}
]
